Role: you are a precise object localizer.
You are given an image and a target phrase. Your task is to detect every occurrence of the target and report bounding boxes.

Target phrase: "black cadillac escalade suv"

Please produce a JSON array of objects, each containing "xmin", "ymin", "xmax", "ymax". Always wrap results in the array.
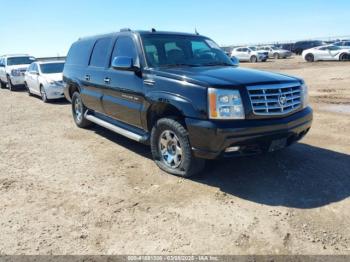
[{"xmin": 63, "ymin": 29, "xmax": 313, "ymax": 177}]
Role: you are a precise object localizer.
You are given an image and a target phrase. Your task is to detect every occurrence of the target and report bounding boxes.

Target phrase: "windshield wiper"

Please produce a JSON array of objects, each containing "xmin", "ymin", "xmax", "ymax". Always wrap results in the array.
[
  {"xmin": 161, "ymin": 63, "xmax": 199, "ymax": 68},
  {"xmin": 202, "ymin": 62, "xmax": 233, "ymax": 67}
]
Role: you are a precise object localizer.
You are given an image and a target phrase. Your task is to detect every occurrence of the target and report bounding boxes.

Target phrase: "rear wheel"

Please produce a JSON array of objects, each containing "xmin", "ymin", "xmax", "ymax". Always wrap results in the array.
[
  {"xmin": 339, "ymin": 53, "xmax": 349, "ymax": 61},
  {"xmin": 250, "ymin": 55, "xmax": 258, "ymax": 63},
  {"xmin": 305, "ymin": 54, "xmax": 314, "ymax": 62},
  {"xmin": 151, "ymin": 118, "xmax": 205, "ymax": 177},
  {"xmin": 71, "ymin": 92, "xmax": 92, "ymax": 128},
  {"xmin": 0, "ymin": 79, "xmax": 6, "ymax": 89}
]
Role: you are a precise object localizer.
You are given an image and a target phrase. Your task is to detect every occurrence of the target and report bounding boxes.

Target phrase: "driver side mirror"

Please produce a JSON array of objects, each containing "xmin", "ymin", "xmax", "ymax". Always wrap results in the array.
[
  {"xmin": 231, "ymin": 56, "xmax": 240, "ymax": 66},
  {"xmin": 111, "ymin": 56, "xmax": 138, "ymax": 71}
]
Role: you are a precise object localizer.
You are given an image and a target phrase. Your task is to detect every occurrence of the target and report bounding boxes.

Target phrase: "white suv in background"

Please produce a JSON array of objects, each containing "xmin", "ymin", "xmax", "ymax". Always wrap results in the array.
[
  {"xmin": 24, "ymin": 61, "xmax": 65, "ymax": 102},
  {"xmin": 0, "ymin": 54, "xmax": 36, "ymax": 90},
  {"xmin": 230, "ymin": 47, "xmax": 267, "ymax": 62}
]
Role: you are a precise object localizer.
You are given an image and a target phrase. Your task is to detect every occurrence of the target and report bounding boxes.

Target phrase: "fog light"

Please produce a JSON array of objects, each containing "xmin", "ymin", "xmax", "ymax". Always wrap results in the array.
[{"xmin": 225, "ymin": 146, "xmax": 240, "ymax": 153}]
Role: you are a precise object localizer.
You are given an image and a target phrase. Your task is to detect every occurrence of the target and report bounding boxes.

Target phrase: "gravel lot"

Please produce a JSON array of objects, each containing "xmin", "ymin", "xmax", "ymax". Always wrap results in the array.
[{"xmin": 0, "ymin": 57, "xmax": 349, "ymax": 255}]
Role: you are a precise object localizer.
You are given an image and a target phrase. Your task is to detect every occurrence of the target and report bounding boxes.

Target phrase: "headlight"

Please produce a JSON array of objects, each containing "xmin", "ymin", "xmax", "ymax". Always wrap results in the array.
[
  {"xmin": 301, "ymin": 83, "xmax": 309, "ymax": 108},
  {"xmin": 48, "ymin": 80, "xmax": 62, "ymax": 86},
  {"xmin": 11, "ymin": 69, "xmax": 22, "ymax": 77},
  {"xmin": 208, "ymin": 88, "xmax": 245, "ymax": 119}
]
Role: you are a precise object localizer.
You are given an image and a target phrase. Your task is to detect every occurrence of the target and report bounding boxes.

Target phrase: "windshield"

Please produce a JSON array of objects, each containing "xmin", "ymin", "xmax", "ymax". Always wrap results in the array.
[
  {"xmin": 7, "ymin": 56, "xmax": 36, "ymax": 66},
  {"xmin": 40, "ymin": 63, "xmax": 65, "ymax": 74},
  {"xmin": 248, "ymin": 47, "xmax": 257, "ymax": 51},
  {"xmin": 270, "ymin": 46, "xmax": 279, "ymax": 50},
  {"xmin": 141, "ymin": 34, "xmax": 232, "ymax": 67}
]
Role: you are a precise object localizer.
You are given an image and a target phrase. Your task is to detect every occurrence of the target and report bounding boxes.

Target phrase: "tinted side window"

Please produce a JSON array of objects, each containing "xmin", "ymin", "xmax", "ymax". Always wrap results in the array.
[
  {"xmin": 89, "ymin": 37, "xmax": 113, "ymax": 68},
  {"xmin": 111, "ymin": 36, "xmax": 138, "ymax": 65},
  {"xmin": 66, "ymin": 39, "xmax": 95, "ymax": 66},
  {"xmin": 33, "ymin": 63, "xmax": 39, "ymax": 72}
]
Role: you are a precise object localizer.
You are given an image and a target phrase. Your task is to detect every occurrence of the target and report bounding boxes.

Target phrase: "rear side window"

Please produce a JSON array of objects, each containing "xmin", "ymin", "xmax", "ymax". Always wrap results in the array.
[
  {"xmin": 66, "ymin": 39, "xmax": 95, "ymax": 66},
  {"xmin": 90, "ymin": 37, "xmax": 113, "ymax": 68},
  {"xmin": 110, "ymin": 36, "xmax": 138, "ymax": 65}
]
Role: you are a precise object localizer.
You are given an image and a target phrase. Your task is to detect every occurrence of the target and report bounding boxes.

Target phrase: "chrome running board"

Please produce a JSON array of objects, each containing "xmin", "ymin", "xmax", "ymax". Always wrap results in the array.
[{"xmin": 84, "ymin": 112, "xmax": 146, "ymax": 142}]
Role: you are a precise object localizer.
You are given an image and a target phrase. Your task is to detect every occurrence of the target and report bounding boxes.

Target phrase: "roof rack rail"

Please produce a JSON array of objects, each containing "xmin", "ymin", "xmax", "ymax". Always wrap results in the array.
[{"xmin": 120, "ymin": 28, "xmax": 132, "ymax": 32}]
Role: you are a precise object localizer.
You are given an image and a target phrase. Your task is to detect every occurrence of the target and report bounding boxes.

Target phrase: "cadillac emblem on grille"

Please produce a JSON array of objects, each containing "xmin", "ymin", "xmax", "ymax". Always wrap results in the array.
[{"xmin": 278, "ymin": 94, "xmax": 288, "ymax": 108}]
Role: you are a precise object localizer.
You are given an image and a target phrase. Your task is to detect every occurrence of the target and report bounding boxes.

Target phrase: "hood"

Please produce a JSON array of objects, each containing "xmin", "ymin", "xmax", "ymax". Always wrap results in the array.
[
  {"xmin": 42, "ymin": 73, "xmax": 63, "ymax": 82},
  {"xmin": 153, "ymin": 66, "xmax": 300, "ymax": 87}
]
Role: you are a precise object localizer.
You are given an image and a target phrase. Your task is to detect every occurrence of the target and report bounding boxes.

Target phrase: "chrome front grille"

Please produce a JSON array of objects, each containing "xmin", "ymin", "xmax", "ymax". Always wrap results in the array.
[{"xmin": 247, "ymin": 83, "xmax": 302, "ymax": 115}]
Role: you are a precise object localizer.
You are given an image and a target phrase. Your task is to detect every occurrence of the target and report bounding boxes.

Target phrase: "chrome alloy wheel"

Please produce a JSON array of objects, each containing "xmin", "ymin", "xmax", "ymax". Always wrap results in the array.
[
  {"xmin": 159, "ymin": 130, "xmax": 183, "ymax": 168},
  {"xmin": 74, "ymin": 96, "xmax": 83, "ymax": 122}
]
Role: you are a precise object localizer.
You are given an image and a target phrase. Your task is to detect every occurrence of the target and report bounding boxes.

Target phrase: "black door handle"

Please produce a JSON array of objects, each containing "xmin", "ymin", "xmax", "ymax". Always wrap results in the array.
[
  {"xmin": 85, "ymin": 75, "xmax": 90, "ymax": 81},
  {"xmin": 104, "ymin": 77, "xmax": 111, "ymax": 84}
]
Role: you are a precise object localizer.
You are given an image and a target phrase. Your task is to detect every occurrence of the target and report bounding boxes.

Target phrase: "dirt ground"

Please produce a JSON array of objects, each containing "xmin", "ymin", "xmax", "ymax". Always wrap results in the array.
[{"xmin": 0, "ymin": 56, "xmax": 349, "ymax": 255}]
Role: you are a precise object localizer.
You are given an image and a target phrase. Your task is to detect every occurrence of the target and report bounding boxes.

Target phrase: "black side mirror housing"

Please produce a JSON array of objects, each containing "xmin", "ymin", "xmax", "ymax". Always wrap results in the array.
[
  {"xmin": 231, "ymin": 56, "xmax": 240, "ymax": 66},
  {"xmin": 111, "ymin": 56, "xmax": 138, "ymax": 71}
]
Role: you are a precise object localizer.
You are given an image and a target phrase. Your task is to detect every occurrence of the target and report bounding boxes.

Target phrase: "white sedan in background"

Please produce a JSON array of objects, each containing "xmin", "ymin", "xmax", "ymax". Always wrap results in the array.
[
  {"xmin": 24, "ymin": 61, "xmax": 65, "ymax": 102},
  {"xmin": 302, "ymin": 45, "xmax": 350, "ymax": 62}
]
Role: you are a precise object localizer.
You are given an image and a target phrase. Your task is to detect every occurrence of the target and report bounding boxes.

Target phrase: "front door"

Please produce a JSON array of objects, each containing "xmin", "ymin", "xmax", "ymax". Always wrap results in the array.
[{"xmin": 102, "ymin": 36, "xmax": 144, "ymax": 128}]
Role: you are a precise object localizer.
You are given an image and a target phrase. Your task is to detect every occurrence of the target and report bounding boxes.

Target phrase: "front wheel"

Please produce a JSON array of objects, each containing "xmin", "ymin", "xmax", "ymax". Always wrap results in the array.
[
  {"xmin": 24, "ymin": 82, "xmax": 32, "ymax": 96},
  {"xmin": 7, "ymin": 75, "xmax": 13, "ymax": 91},
  {"xmin": 40, "ymin": 86, "xmax": 48, "ymax": 103},
  {"xmin": 305, "ymin": 54, "xmax": 314, "ymax": 62},
  {"xmin": 150, "ymin": 118, "xmax": 205, "ymax": 177},
  {"xmin": 71, "ymin": 92, "xmax": 92, "ymax": 128},
  {"xmin": 250, "ymin": 55, "xmax": 258, "ymax": 63},
  {"xmin": 273, "ymin": 53, "xmax": 280, "ymax": 59}
]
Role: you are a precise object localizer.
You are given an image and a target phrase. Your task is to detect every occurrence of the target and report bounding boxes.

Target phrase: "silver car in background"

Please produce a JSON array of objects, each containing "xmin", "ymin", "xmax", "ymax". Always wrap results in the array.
[{"xmin": 258, "ymin": 46, "xmax": 292, "ymax": 59}]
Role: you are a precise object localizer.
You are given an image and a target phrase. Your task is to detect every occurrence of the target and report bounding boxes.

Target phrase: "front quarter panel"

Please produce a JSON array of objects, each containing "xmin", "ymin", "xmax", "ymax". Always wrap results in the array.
[{"xmin": 143, "ymin": 73, "xmax": 208, "ymax": 121}]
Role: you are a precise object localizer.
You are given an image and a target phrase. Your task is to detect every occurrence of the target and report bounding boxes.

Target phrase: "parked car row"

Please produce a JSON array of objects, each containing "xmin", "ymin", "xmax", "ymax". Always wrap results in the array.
[
  {"xmin": 0, "ymin": 29, "xmax": 313, "ymax": 177},
  {"xmin": 0, "ymin": 54, "xmax": 65, "ymax": 102},
  {"xmin": 229, "ymin": 45, "xmax": 292, "ymax": 63}
]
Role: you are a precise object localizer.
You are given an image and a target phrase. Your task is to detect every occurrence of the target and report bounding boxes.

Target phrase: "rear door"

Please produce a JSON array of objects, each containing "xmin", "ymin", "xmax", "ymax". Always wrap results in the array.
[
  {"xmin": 81, "ymin": 37, "xmax": 114, "ymax": 113},
  {"xmin": 102, "ymin": 35, "xmax": 144, "ymax": 128},
  {"xmin": 234, "ymin": 48, "xmax": 247, "ymax": 61}
]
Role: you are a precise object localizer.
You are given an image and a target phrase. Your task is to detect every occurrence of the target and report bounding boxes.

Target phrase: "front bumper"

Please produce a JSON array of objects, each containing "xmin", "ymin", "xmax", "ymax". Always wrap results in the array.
[
  {"xmin": 185, "ymin": 107, "xmax": 313, "ymax": 159},
  {"xmin": 45, "ymin": 85, "xmax": 65, "ymax": 99},
  {"xmin": 258, "ymin": 55, "xmax": 268, "ymax": 61},
  {"xmin": 9, "ymin": 75, "xmax": 25, "ymax": 86}
]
